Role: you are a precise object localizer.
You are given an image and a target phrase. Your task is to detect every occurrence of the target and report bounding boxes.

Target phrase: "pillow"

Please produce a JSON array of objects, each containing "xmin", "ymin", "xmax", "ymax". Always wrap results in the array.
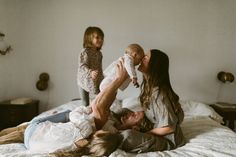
[
  {"xmin": 122, "ymin": 97, "xmax": 143, "ymax": 112},
  {"xmin": 110, "ymin": 99, "xmax": 123, "ymax": 113},
  {"xmin": 180, "ymin": 100, "xmax": 223, "ymax": 123},
  {"xmin": 31, "ymin": 100, "xmax": 82, "ymax": 122}
]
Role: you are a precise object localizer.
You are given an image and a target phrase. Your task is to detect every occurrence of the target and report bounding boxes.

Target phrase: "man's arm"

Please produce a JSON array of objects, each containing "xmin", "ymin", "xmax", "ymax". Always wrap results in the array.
[{"xmin": 91, "ymin": 59, "xmax": 128, "ymax": 129}]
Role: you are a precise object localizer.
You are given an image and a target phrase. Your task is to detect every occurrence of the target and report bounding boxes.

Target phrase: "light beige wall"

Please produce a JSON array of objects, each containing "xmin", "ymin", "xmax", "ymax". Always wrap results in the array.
[{"xmin": 0, "ymin": 0, "xmax": 235, "ymax": 112}]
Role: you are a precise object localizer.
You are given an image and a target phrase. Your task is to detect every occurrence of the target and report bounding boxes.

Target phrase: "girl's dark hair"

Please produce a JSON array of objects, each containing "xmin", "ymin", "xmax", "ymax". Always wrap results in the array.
[
  {"xmin": 140, "ymin": 49, "xmax": 179, "ymax": 109},
  {"xmin": 83, "ymin": 26, "xmax": 104, "ymax": 50}
]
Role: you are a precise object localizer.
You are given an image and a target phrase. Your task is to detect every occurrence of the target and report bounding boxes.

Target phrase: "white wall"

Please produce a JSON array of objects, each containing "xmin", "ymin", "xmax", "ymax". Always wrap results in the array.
[{"xmin": 0, "ymin": 0, "xmax": 236, "ymax": 112}]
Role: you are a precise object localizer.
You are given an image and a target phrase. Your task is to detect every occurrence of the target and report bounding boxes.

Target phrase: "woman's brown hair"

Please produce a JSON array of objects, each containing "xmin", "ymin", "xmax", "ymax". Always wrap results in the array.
[
  {"xmin": 83, "ymin": 26, "xmax": 104, "ymax": 50},
  {"xmin": 88, "ymin": 131, "xmax": 122, "ymax": 156},
  {"xmin": 140, "ymin": 49, "xmax": 179, "ymax": 110}
]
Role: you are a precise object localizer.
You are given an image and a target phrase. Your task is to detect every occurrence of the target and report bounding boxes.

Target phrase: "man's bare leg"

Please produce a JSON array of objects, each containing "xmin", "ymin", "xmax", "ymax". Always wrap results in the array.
[{"xmin": 0, "ymin": 124, "xmax": 27, "ymax": 144}]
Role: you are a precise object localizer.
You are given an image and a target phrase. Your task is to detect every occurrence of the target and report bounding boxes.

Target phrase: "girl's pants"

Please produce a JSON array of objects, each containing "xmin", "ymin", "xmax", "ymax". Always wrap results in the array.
[{"xmin": 79, "ymin": 87, "xmax": 90, "ymax": 106}]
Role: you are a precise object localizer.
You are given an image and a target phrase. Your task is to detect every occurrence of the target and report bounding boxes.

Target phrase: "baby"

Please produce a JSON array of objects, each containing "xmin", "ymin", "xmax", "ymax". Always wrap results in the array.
[{"xmin": 100, "ymin": 43, "xmax": 144, "ymax": 91}]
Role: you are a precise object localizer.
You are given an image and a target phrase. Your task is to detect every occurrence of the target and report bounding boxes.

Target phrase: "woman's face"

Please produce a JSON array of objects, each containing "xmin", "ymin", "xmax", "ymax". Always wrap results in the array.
[
  {"xmin": 121, "ymin": 111, "xmax": 144, "ymax": 127},
  {"xmin": 138, "ymin": 51, "xmax": 151, "ymax": 74}
]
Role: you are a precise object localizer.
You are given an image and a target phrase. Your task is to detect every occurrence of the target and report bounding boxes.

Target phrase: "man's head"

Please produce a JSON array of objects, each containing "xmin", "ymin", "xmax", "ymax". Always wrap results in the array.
[
  {"xmin": 120, "ymin": 109, "xmax": 144, "ymax": 128},
  {"xmin": 117, "ymin": 108, "xmax": 153, "ymax": 132}
]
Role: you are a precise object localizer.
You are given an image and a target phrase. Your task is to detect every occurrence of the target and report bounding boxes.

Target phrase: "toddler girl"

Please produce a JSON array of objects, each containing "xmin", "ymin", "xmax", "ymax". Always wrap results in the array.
[{"xmin": 77, "ymin": 26, "xmax": 104, "ymax": 106}]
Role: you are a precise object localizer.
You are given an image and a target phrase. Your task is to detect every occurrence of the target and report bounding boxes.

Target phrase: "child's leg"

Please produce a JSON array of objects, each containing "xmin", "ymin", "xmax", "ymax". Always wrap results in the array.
[{"xmin": 79, "ymin": 87, "xmax": 89, "ymax": 106}]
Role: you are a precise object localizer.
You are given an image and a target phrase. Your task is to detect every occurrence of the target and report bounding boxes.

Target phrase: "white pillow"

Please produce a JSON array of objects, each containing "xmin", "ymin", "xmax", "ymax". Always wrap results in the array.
[
  {"xmin": 110, "ymin": 99, "xmax": 123, "ymax": 113},
  {"xmin": 180, "ymin": 100, "xmax": 223, "ymax": 123},
  {"xmin": 122, "ymin": 97, "xmax": 143, "ymax": 112},
  {"xmin": 31, "ymin": 100, "xmax": 82, "ymax": 122}
]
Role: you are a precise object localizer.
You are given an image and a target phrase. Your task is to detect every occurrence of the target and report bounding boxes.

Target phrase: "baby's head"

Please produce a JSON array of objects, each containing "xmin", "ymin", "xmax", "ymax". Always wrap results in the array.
[{"xmin": 125, "ymin": 43, "xmax": 144, "ymax": 65}]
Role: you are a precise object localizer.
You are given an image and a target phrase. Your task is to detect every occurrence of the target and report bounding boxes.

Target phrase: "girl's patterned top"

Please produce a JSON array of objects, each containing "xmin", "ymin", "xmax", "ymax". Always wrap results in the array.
[{"xmin": 77, "ymin": 48, "xmax": 104, "ymax": 94}]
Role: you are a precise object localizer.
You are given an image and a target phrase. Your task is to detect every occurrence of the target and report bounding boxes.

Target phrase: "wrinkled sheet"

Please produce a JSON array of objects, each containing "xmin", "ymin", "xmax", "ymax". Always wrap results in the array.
[
  {"xmin": 1, "ymin": 100, "xmax": 236, "ymax": 157},
  {"xmin": 110, "ymin": 116, "xmax": 236, "ymax": 157}
]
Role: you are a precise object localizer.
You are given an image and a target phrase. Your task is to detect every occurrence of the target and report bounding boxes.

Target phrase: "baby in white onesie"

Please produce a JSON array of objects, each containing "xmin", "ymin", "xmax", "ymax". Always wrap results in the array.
[{"xmin": 100, "ymin": 43, "xmax": 144, "ymax": 91}]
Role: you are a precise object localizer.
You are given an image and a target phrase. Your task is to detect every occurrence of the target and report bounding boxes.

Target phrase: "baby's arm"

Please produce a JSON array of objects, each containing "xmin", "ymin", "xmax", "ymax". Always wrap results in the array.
[
  {"xmin": 124, "ymin": 55, "xmax": 139, "ymax": 88},
  {"xmin": 124, "ymin": 54, "xmax": 137, "ymax": 79}
]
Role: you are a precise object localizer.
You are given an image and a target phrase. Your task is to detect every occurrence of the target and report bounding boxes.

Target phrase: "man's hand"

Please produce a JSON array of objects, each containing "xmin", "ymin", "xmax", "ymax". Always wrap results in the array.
[
  {"xmin": 74, "ymin": 139, "xmax": 89, "ymax": 148},
  {"xmin": 115, "ymin": 58, "xmax": 128, "ymax": 84}
]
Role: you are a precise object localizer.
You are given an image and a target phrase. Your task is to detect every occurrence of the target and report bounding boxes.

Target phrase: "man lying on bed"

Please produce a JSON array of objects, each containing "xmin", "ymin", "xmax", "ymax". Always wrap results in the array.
[{"xmin": 0, "ymin": 59, "xmax": 153, "ymax": 155}]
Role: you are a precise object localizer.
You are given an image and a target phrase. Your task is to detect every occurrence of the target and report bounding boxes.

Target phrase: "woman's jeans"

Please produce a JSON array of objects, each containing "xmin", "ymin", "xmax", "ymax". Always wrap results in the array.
[{"xmin": 24, "ymin": 109, "xmax": 71, "ymax": 149}]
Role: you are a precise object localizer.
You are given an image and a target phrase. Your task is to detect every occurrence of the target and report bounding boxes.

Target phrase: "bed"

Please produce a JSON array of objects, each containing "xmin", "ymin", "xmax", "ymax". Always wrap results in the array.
[{"xmin": 0, "ymin": 99, "xmax": 236, "ymax": 157}]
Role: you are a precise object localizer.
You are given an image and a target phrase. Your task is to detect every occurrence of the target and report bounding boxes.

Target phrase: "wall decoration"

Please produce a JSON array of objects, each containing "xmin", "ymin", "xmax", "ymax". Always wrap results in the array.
[
  {"xmin": 0, "ymin": 32, "xmax": 12, "ymax": 55},
  {"xmin": 36, "ymin": 73, "xmax": 50, "ymax": 91}
]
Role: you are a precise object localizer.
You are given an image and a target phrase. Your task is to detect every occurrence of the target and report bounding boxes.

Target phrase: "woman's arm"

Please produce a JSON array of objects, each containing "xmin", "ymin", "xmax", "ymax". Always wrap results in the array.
[
  {"xmin": 91, "ymin": 59, "xmax": 128, "ymax": 129},
  {"xmin": 147, "ymin": 126, "xmax": 174, "ymax": 136}
]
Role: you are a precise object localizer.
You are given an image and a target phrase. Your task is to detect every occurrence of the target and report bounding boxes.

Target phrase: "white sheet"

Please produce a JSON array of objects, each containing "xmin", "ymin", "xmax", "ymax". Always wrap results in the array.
[
  {"xmin": 110, "ymin": 116, "xmax": 236, "ymax": 157},
  {"xmin": 0, "ymin": 100, "xmax": 236, "ymax": 157}
]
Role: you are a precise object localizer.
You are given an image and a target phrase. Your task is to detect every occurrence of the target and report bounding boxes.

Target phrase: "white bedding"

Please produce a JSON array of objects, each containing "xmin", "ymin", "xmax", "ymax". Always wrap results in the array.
[{"xmin": 0, "ymin": 100, "xmax": 236, "ymax": 157}]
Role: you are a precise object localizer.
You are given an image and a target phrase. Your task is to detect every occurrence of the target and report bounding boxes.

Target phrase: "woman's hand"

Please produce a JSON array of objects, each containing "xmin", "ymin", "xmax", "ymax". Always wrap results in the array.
[{"xmin": 147, "ymin": 126, "xmax": 174, "ymax": 136}]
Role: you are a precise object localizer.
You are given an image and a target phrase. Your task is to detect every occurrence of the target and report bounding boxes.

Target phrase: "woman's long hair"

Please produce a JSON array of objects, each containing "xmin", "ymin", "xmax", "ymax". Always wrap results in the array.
[
  {"xmin": 140, "ymin": 49, "xmax": 179, "ymax": 109},
  {"xmin": 88, "ymin": 132, "xmax": 122, "ymax": 156}
]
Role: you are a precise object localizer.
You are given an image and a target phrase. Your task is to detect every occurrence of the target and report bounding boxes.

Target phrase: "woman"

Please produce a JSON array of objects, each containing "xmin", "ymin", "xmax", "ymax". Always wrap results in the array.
[
  {"xmin": 77, "ymin": 49, "xmax": 185, "ymax": 155},
  {"xmin": 119, "ymin": 49, "xmax": 185, "ymax": 153}
]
